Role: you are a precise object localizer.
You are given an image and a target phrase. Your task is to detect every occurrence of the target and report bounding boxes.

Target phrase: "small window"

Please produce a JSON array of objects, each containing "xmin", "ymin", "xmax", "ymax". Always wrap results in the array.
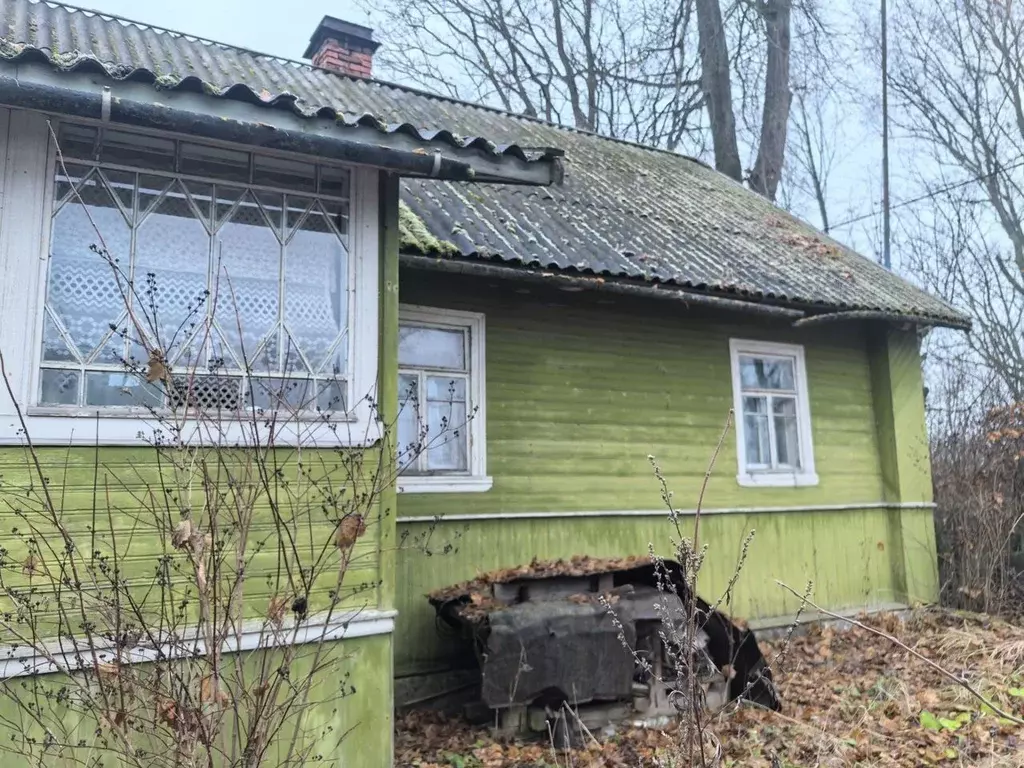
[
  {"xmin": 729, "ymin": 339, "xmax": 818, "ymax": 487},
  {"xmin": 396, "ymin": 306, "xmax": 490, "ymax": 493}
]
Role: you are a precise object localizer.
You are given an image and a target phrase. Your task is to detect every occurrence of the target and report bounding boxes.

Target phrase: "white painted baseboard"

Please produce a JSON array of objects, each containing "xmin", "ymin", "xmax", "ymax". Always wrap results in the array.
[{"xmin": 0, "ymin": 608, "xmax": 396, "ymax": 680}]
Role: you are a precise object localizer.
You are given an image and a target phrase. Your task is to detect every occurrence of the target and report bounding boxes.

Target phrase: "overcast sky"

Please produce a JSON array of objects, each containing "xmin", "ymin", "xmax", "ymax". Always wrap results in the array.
[{"xmin": 67, "ymin": 0, "xmax": 368, "ymax": 62}]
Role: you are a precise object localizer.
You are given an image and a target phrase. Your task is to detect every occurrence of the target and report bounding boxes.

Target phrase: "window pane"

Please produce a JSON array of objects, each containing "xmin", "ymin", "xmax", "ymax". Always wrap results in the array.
[
  {"xmin": 739, "ymin": 355, "xmax": 795, "ymax": 391},
  {"xmin": 48, "ymin": 172, "xmax": 131, "ymax": 364},
  {"xmin": 135, "ymin": 180, "xmax": 211, "ymax": 358},
  {"xmin": 39, "ymin": 369, "xmax": 79, "ymax": 406},
  {"xmin": 742, "ymin": 396, "xmax": 770, "ymax": 467},
  {"xmin": 100, "ymin": 169, "xmax": 135, "ymax": 213},
  {"xmin": 426, "ymin": 400, "xmax": 468, "ymax": 471},
  {"xmin": 316, "ymin": 379, "xmax": 346, "ymax": 412},
  {"xmin": 86, "ymin": 372, "xmax": 163, "ymax": 408},
  {"xmin": 399, "ymin": 326, "xmax": 465, "ymax": 369},
  {"xmin": 57, "ymin": 124, "xmax": 99, "ymax": 162},
  {"xmin": 180, "ymin": 142, "xmax": 250, "ymax": 183},
  {"xmin": 254, "ymin": 155, "xmax": 316, "ymax": 193},
  {"xmin": 426, "ymin": 376, "xmax": 467, "ymax": 402},
  {"xmin": 742, "ymin": 395, "xmax": 767, "ymax": 414},
  {"xmin": 319, "ymin": 165, "xmax": 351, "ymax": 199},
  {"xmin": 397, "ymin": 374, "xmax": 419, "ymax": 470},
  {"xmin": 285, "ymin": 202, "xmax": 348, "ymax": 375},
  {"xmin": 772, "ymin": 397, "xmax": 801, "ymax": 468},
  {"xmin": 42, "ymin": 313, "xmax": 78, "ymax": 363},
  {"xmin": 100, "ymin": 129, "xmax": 176, "ymax": 171},
  {"xmin": 247, "ymin": 377, "xmax": 315, "ymax": 411},
  {"xmin": 213, "ymin": 193, "xmax": 281, "ymax": 371},
  {"xmin": 53, "ymin": 161, "xmax": 92, "ymax": 207}
]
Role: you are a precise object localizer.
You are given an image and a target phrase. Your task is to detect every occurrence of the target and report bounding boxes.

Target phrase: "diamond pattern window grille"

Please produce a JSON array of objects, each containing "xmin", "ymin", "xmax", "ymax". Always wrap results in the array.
[{"xmin": 40, "ymin": 127, "xmax": 351, "ymax": 413}]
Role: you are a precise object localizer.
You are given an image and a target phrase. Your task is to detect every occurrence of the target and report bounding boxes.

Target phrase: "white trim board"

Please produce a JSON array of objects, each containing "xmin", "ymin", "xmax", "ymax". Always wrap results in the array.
[
  {"xmin": 396, "ymin": 303, "xmax": 489, "ymax": 492},
  {"xmin": 729, "ymin": 338, "xmax": 818, "ymax": 488},
  {"xmin": 395, "ymin": 501, "xmax": 935, "ymax": 523},
  {"xmin": 0, "ymin": 608, "xmax": 396, "ymax": 680}
]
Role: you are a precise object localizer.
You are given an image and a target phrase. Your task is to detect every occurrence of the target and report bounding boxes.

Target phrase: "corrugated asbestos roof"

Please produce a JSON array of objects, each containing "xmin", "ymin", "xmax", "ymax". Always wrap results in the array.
[
  {"xmin": 0, "ymin": 0, "xmax": 966, "ymax": 325},
  {"xmin": 0, "ymin": 1, "xmax": 560, "ymax": 164}
]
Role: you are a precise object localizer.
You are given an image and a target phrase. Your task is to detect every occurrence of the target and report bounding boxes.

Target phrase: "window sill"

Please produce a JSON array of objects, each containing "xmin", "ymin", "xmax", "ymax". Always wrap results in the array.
[
  {"xmin": 1, "ymin": 411, "xmax": 380, "ymax": 448},
  {"xmin": 397, "ymin": 475, "xmax": 493, "ymax": 494},
  {"xmin": 737, "ymin": 471, "xmax": 819, "ymax": 488}
]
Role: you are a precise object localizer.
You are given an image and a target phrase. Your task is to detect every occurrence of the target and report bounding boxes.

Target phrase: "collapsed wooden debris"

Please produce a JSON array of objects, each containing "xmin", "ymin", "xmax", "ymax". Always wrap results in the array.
[{"xmin": 428, "ymin": 555, "xmax": 781, "ymax": 741}]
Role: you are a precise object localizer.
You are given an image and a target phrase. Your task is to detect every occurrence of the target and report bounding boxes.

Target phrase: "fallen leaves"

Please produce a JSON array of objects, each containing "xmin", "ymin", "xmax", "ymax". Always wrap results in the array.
[
  {"xmin": 21, "ymin": 553, "xmax": 41, "ymax": 577},
  {"xmin": 199, "ymin": 675, "xmax": 231, "ymax": 707},
  {"xmin": 145, "ymin": 348, "xmax": 169, "ymax": 385},
  {"xmin": 267, "ymin": 595, "xmax": 289, "ymax": 627},
  {"xmin": 336, "ymin": 514, "xmax": 367, "ymax": 550},
  {"xmin": 396, "ymin": 608, "xmax": 1024, "ymax": 767},
  {"xmin": 429, "ymin": 555, "xmax": 654, "ymax": 603}
]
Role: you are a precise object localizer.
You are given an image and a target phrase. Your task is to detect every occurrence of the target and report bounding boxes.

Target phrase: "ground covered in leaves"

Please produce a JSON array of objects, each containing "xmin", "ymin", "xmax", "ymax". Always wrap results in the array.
[{"xmin": 396, "ymin": 609, "xmax": 1024, "ymax": 766}]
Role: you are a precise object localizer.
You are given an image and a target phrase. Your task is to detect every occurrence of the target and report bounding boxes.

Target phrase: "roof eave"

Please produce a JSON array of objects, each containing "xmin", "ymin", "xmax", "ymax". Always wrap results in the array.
[
  {"xmin": 793, "ymin": 309, "xmax": 972, "ymax": 332},
  {"xmin": 0, "ymin": 61, "xmax": 564, "ymax": 185},
  {"xmin": 400, "ymin": 251, "xmax": 971, "ymax": 329}
]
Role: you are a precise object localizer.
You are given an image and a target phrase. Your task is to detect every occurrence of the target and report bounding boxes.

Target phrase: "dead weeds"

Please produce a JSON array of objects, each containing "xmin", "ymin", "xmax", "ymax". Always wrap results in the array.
[{"xmin": 396, "ymin": 608, "xmax": 1024, "ymax": 767}]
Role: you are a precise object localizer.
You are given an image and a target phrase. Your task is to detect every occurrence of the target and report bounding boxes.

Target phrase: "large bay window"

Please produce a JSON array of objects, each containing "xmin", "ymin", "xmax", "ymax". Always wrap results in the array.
[
  {"xmin": 729, "ymin": 339, "xmax": 818, "ymax": 487},
  {"xmin": 0, "ymin": 121, "xmax": 380, "ymax": 446}
]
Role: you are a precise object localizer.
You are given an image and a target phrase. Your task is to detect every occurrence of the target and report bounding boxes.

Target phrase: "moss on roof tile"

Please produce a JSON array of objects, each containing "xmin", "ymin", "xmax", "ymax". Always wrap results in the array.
[{"xmin": 398, "ymin": 200, "xmax": 460, "ymax": 256}]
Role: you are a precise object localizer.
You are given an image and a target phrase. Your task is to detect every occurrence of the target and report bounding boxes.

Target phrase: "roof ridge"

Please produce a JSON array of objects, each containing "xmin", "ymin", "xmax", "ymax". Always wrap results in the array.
[{"xmin": 28, "ymin": 0, "xmax": 714, "ymax": 168}]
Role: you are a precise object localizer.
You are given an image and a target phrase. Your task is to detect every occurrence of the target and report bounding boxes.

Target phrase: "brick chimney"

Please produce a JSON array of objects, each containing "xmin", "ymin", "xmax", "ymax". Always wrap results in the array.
[{"xmin": 303, "ymin": 16, "xmax": 380, "ymax": 78}]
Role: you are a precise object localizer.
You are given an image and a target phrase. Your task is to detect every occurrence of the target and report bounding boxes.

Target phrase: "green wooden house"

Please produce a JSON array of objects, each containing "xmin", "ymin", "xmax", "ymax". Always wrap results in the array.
[{"xmin": 0, "ymin": 1, "xmax": 967, "ymax": 765}]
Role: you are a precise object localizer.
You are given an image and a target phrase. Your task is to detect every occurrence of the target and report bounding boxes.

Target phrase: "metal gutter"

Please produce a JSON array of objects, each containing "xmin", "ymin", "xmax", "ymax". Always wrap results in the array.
[
  {"xmin": 400, "ymin": 254, "xmax": 807, "ymax": 319},
  {"xmin": 0, "ymin": 73, "xmax": 486, "ymax": 181},
  {"xmin": 793, "ymin": 309, "xmax": 971, "ymax": 332}
]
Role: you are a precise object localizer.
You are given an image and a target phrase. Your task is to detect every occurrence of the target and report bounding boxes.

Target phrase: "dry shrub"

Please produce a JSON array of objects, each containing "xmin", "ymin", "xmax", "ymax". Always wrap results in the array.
[{"xmin": 932, "ymin": 401, "xmax": 1024, "ymax": 614}]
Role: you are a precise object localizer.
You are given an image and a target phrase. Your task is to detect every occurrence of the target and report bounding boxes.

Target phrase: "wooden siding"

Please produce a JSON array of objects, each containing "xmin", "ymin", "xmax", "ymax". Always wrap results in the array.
[
  {"xmin": 869, "ymin": 324, "xmax": 940, "ymax": 603},
  {"xmin": 393, "ymin": 273, "xmax": 936, "ymax": 675},
  {"xmin": 0, "ymin": 632, "xmax": 393, "ymax": 767},
  {"xmin": 398, "ymin": 274, "xmax": 885, "ymax": 513},
  {"xmin": 0, "ymin": 446, "xmax": 386, "ymax": 630}
]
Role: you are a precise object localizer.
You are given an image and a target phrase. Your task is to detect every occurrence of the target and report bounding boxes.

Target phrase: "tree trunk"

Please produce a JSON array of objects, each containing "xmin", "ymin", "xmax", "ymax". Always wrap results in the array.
[
  {"xmin": 694, "ymin": 0, "xmax": 742, "ymax": 182},
  {"xmin": 748, "ymin": 0, "xmax": 792, "ymax": 201}
]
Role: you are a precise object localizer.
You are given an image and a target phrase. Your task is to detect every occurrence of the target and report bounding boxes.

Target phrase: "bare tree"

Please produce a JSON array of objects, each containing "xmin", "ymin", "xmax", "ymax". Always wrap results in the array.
[
  {"xmin": 901, "ymin": 189, "xmax": 1024, "ymax": 401},
  {"xmin": 367, "ymin": 0, "xmax": 842, "ymax": 202},
  {"xmin": 887, "ymin": 0, "xmax": 1024, "ymax": 398},
  {"xmin": 777, "ymin": 74, "xmax": 842, "ymax": 230},
  {"xmin": 370, "ymin": 0, "xmax": 706, "ymax": 151},
  {"xmin": 695, "ymin": 0, "xmax": 793, "ymax": 198}
]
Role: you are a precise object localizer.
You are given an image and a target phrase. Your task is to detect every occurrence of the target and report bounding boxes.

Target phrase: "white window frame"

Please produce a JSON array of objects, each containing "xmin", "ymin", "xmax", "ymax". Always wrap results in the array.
[
  {"xmin": 0, "ymin": 115, "xmax": 381, "ymax": 447},
  {"xmin": 729, "ymin": 338, "xmax": 818, "ymax": 488},
  {"xmin": 396, "ymin": 305, "xmax": 491, "ymax": 494}
]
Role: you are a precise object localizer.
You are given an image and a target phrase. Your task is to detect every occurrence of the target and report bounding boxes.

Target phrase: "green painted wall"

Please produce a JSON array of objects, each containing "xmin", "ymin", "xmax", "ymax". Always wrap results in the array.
[
  {"xmin": 0, "ymin": 633, "xmax": 392, "ymax": 767},
  {"xmin": 0, "ymin": 446, "xmax": 386, "ymax": 632},
  {"xmin": 394, "ymin": 272, "xmax": 938, "ymax": 676},
  {"xmin": 399, "ymin": 274, "xmax": 885, "ymax": 513},
  {"xmin": 868, "ymin": 324, "xmax": 940, "ymax": 604}
]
